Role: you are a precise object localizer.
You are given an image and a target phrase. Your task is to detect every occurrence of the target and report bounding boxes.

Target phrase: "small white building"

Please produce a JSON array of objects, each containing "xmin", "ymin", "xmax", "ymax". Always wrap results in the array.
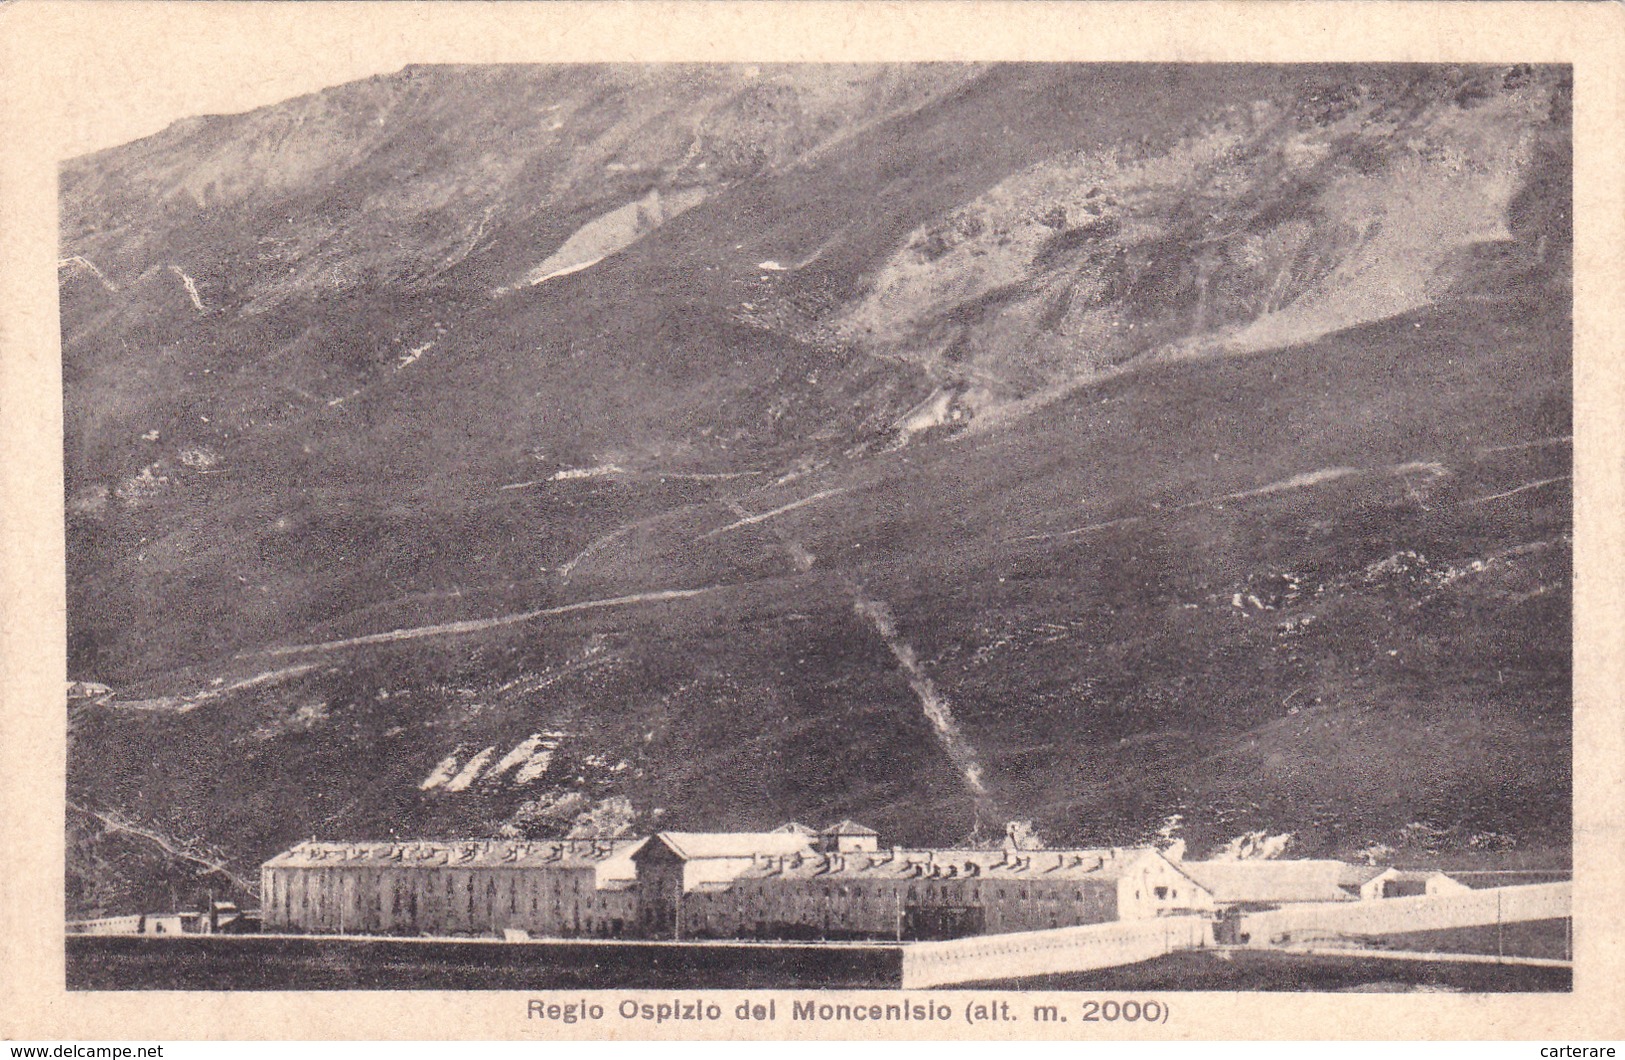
[{"xmin": 1181, "ymin": 859, "xmax": 1468, "ymax": 908}]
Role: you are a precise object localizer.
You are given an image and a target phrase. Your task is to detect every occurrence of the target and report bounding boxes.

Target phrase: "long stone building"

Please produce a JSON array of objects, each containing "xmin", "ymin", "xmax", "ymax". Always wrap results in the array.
[
  {"xmin": 261, "ymin": 821, "xmax": 1216, "ymax": 941},
  {"xmin": 261, "ymin": 837, "xmax": 642, "ymax": 938}
]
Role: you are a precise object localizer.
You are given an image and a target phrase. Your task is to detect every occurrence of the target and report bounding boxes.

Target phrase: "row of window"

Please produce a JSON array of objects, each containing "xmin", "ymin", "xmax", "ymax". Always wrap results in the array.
[
  {"xmin": 266, "ymin": 873, "xmax": 631, "ymax": 928},
  {"xmin": 730, "ymin": 882, "xmax": 1107, "ymax": 903}
]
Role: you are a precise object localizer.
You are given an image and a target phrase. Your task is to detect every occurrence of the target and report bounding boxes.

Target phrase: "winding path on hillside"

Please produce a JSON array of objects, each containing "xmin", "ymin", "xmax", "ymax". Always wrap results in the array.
[{"xmin": 253, "ymin": 587, "xmax": 719, "ymax": 658}]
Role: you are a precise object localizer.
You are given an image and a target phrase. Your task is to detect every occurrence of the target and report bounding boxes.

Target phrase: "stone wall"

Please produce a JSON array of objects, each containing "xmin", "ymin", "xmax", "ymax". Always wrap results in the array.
[
  {"xmin": 900, "ymin": 915, "xmax": 1212, "ymax": 988},
  {"xmin": 1235, "ymin": 883, "xmax": 1570, "ymax": 945}
]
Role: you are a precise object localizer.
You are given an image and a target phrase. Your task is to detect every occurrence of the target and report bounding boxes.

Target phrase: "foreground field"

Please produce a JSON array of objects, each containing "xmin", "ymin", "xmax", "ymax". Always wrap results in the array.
[
  {"xmin": 66, "ymin": 934, "xmax": 904, "ymax": 991},
  {"xmin": 972, "ymin": 947, "xmax": 1570, "ymax": 993},
  {"xmin": 67, "ymin": 932, "xmax": 1570, "ymax": 993}
]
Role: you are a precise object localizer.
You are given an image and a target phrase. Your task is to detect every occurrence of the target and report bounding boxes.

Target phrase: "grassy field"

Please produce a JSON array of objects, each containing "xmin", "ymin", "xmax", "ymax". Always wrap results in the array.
[
  {"xmin": 66, "ymin": 934, "xmax": 903, "ymax": 991},
  {"xmin": 1352, "ymin": 918, "xmax": 1572, "ymax": 961},
  {"xmin": 67, "ymin": 934, "xmax": 1572, "ymax": 992},
  {"xmin": 970, "ymin": 947, "xmax": 1571, "ymax": 993}
]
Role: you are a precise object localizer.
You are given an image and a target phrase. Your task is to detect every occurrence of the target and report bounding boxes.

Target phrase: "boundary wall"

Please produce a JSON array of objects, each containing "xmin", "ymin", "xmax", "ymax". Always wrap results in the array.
[
  {"xmin": 1236, "ymin": 882, "xmax": 1570, "ymax": 945},
  {"xmin": 901, "ymin": 914, "xmax": 1211, "ymax": 988},
  {"xmin": 65, "ymin": 915, "xmax": 145, "ymax": 935}
]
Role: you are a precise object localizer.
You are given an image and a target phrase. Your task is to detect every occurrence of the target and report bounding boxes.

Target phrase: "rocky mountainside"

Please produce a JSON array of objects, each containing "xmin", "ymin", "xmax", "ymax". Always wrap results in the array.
[{"xmin": 61, "ymin": 64, "xmax": 1571, "ymax": 917}]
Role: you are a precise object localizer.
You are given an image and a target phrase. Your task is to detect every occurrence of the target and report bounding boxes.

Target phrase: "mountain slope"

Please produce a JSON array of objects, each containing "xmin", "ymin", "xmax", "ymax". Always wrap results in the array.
[{"xmin": 61, "ymin": 63, "xmax": 1570, "ymax": 917}]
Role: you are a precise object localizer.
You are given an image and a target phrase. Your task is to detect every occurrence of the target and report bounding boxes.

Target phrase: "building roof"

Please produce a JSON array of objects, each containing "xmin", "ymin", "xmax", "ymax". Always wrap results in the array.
[
  {"xmin": 642, "ymin": 831, "xmax": 815, "ymax": 861},
  {"xmin": 771, "ymin": 822, "xmax": 818, "ymax": 835},
  {"xmin": 1179, "ymin": 859, "xmax": 1371, "ymax": 904},
  {"xmin": 820, "ymin": 819, "xmax": 880, "ymax": 836},
  {"xmin": 1378, "ymin": 868, "xmax": 1456, "ymax": 883},
  {"xmin": 262, "ymin": 838, "xmax": 643, "ymax": 871},
  {"xmin": 733, "ymin": 846, "xmax": 1164, "ymax": 883},
  {"xmin": 1340, "ymin": 864, "xmax": 1391, "ymax": 887}
]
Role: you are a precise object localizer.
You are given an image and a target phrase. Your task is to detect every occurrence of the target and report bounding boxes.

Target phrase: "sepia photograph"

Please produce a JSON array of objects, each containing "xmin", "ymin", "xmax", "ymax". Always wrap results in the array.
[
  {"xmin": 4, "ymin": 0, "xmax": 1622, "ymax": 1045},
  {"xmin": 56, "ymin": 58, "xmax": 1574, "ymax": 994}
]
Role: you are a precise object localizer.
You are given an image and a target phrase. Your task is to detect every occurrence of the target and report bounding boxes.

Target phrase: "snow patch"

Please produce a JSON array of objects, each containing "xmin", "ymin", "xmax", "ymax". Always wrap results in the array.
[
  {"xmin": 1210, "ymin": 831, "xmax": 1295, "ymax": 860},
  {"xmin": 551, "ymin": 464, "xmax": 625, "ymax": 481},
  {"xmin": 497, "ymin": 185, "xmax": 709, "ymax": 295},
  {"xmin": 419, "ymin": 752, "xmax": 462, "ymax": 791},
  {"xmin": 853, "ymin": 594, "xmax": 989, "ymax": 803},
  {"xmin": 396, "ymin": 340, "xmax": 434, "ymax": 370},
  {"xmin": 893, "ymin": 387, "xmax": 965, "ymax": 438},
  {"xmin": 58, "ymin": 255, "xmax": 119, "ymax": 292},
  {"xmin": 167, "ymin": 265, "xmax": 209, "ymax": 313},
  {"xmin": 445, "ymin": 746, "xmax": 497, "ymax": 792},
  {"xmin": 524, "ymin": 256, "xmax": 604, "ymax": 287},
  {"xmin": 513, "ymin": 746, "xmax": 558, "ymax": 786},
  {"xmin": 483, "ymin": 733, "xmax": 564, "ymax": 786}
]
